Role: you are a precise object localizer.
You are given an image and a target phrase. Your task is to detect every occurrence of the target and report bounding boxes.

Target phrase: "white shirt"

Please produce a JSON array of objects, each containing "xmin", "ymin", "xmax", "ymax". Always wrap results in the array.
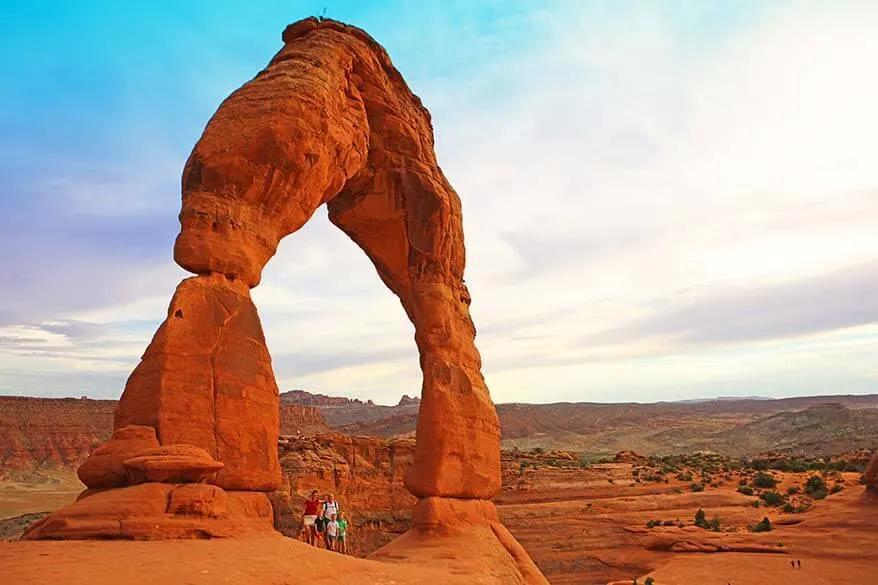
[{"xmin": 323, "ymin": 500, "xmax": 339, "ymax": 516}]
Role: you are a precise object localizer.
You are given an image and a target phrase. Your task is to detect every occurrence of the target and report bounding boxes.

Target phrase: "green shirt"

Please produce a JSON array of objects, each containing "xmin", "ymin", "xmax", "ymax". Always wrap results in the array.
[{"xmin": 337, "ymin": 519, "xmax": 348, "ymax": 535}]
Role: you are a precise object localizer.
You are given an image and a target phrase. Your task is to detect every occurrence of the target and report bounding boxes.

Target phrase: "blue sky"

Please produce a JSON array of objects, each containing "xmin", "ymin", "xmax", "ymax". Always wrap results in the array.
[{"xmin": 2, "ymin": 1, "xmax": 877, "ymax": 405}]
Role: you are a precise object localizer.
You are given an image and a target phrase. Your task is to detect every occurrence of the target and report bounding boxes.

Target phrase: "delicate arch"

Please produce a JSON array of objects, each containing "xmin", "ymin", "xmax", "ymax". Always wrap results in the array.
[{"xmin": 115, "ymin": 17, "xmax": 500, "ymax": 499}]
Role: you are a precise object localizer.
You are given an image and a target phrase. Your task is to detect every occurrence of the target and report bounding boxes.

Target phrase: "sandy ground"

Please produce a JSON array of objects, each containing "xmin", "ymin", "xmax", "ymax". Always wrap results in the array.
[
  {"xmin": 644, "ymin": 554, "xmax": 876, "ymax": 585},
  {"xmin": 0, "ymin": 528, "xmax": 546, "ymax": 585},
  {"xmin": 2, "ymin": 464, "xmax": 875, "ymax": 585},
  {"xmin": 0, "ymin": 469, "xmax": 82, "ymax": 519}
]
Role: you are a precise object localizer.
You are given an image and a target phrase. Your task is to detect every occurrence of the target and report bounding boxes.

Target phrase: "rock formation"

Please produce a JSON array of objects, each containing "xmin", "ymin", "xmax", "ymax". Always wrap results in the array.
[
  {"xmin": 866, "ymin": 454, "xmax": 878, "ymax": 496},
  {"xmin": 24, "ymin": 15, "xmax": 545, "ymax": 583}
]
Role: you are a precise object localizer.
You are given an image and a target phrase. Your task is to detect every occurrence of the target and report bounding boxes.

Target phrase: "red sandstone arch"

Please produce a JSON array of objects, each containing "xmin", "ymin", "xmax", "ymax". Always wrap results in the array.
[
  {"xmin": 114, "ymin": 17, "xmax": 500, "ymax": 499},
  {"xmin": 24, "ymin": 25, "xmax": 552, "ymax": 584}
]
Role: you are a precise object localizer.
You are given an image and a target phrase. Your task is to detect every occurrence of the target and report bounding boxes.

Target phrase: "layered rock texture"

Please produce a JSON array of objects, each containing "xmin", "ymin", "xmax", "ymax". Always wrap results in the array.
[{"xmin": 23, "ymin": 16, "xmax": 540, "ymax": 581}]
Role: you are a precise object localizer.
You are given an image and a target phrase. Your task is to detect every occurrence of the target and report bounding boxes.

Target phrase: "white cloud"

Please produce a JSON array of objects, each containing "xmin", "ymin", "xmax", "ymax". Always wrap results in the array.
[{"xmin": 3, "ymin": 2, "xmax": 878, "ymax": 403}]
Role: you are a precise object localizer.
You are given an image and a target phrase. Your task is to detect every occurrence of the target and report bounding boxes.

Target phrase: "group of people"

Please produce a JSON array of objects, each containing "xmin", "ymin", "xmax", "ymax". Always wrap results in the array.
[{"xmin": 302, "ymin": 490, "xmax": 348, "ymax": 553}]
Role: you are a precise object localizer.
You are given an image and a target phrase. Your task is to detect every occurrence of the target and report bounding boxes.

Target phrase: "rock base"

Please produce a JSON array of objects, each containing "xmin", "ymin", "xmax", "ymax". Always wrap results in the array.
[
  {"xmin": 374, "ymin": 497, "xmax": 549, "ymax": 585},
  {"xmin": 22, "ymin": 483, "xmax": 274, "ymax": 540}
]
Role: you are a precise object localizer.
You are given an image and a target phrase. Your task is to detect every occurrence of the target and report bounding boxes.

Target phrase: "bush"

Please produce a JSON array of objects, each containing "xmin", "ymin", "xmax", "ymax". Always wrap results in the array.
[
  {"xmin": 709, "ymin": 516, "xmax": 721, "ymax": 531},
  {"xmin": 831, "ymin": 483, "xmax": 844, "ymax": 494},
  {"xmin": 646, "ymin": 519, "xmax": 660, "ymax": 528},
  {"xmin": 676, "ymin": 472, "xmax": 693, "ymax": 481},
  {"xmin": 691, "ymin": 483, "xmax": 705, "ymax": 492},
  {"xmin": 786, "ymin": 486, "xmax": 800, "ymax": 495},
  {"xmin": 737, "ymin": 485, "xmax": 754, "ymax": 496},
  {"xmin": 759, "ymin": 491, "xmax": 786, "ymax": 507},
  {"xmin": 753, "ymin": 471, "xmax": 778, "ymax": 489},
  {"xmin": 805, "ymin": 475, "xmax": 828, "ymax": 499},
  {"xmin": 751, "ymin": 517, "xmax": 773, "ymax": 533},
  {"xmin": 662, "ymin": 520, "xmax": 676, "ymax": 526},
  {"xmin": 694, "ymin": 508, "xmax": 709, "ymax": 529},
  {"xmin": 645, "ymin": 578, "xmax": 655, "ymax": 585}
]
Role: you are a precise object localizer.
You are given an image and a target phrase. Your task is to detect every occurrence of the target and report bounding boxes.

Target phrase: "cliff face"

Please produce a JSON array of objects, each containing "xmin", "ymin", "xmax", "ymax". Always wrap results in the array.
[
  {"xmin": 0, "ymin": 397, "xmax": 114, "ymax": 472},
  {"xmin": 0, "ymin": 397, "xmax": 328, "ymax": 471},
  {"xmin": 274, "ymin": 433, "xmax": 416, "ymax": 554},
  {"xmin": 279, "ymin": 404, "xmax": 331, "ymax": 436}
]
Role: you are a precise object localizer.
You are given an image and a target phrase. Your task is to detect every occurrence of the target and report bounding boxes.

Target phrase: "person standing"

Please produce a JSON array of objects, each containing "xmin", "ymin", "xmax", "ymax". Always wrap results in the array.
[
  {"xmin": 314, "ymin": 509, "xmax": 328, "ymax": 548},
  {"xmin": 323, "ymin": 493, "xmax": 340, "ymax": 519},
  {"xmin": 326, "ymin": 513, "xmax": 339, "ymax": 551},
  {"xmin": 302, "ymin": 490, "xmax": 321, "ymax": 546},
  {"xmin": 336, "ymin": 511, "xmax": 349, "ymax": 554}
]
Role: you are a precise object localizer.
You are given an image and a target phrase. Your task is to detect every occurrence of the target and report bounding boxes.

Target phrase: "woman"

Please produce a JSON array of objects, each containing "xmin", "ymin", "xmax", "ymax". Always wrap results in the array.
[{"xmin": 302, "ymin": 490, "xmax": 321, "ymax": 546}]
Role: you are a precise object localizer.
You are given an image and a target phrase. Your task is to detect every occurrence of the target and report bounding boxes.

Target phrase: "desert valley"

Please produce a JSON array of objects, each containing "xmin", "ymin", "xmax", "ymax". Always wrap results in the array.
[{"xmin": 3, "ymin": 390, "xmax": 877, "ymax": 584}]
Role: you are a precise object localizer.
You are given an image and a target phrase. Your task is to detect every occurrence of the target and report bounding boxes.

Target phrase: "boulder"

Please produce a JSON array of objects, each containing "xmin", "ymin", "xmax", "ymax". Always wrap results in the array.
[
  {"xmin": 77, "ymin": 424, "xmax": 159, "ymax": 489},
  {"xmin": 123, "ymin": 445, "xmax": 224, "ymax": 484}
]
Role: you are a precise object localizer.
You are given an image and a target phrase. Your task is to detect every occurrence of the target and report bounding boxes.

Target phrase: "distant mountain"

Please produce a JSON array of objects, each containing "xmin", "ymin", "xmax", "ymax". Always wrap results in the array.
[
  {"xmin": 3, "ymin": 391, "xmax": 878, "ymax": 473},
  {"xmin": 289, "ymin": 390, "xmax": 878, "ymax": 457}
]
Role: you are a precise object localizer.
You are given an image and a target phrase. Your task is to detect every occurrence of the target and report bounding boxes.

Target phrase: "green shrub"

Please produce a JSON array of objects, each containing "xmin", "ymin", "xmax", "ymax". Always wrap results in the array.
[
  {"xmin": 676, "ymin": 472, "xmax": 693, "ymax": 481},
  {"xmin": 753, "ymin": 471, "xmax": 778, "ymax": 489},
  {"xmin": 694, "ymin": 508, "xmax": 709, "ymax": 529},
  {"xmin": 805, "ymin": 475, "xmax": 828, "ymax": 499},
  {"xmin": 737, "ymin": 485, "xmax": 754, "ymax": 496},
  {"xmin": 830, "ymin": 483, "xmax": 844, "ymax": 494},
  {"xmin": 751, "ymin": 517, "xmax": 772, "ymax": 533},
  {"xmin": 786, "ymin": 486, "xmax": 800, "ymax": 495},
  {"xmin": 691, "ymin": 483, "xmax": 705, "ymax": 492},
  {"xmin": 709, "ymin": 516, "xmax": 721, "ymax": 531},
  {"xmin": 759, "ymin": 491, "xmax": 786, "ymax": 507},
  {"xmin": 645, "ymin": 578, "xmax": 655, "ymax": 585}
]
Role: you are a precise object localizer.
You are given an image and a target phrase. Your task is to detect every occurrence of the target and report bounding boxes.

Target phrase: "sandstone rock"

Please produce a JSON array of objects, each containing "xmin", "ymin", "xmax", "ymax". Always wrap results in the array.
[
  {"xmin": 412, "ymin": 497, "xmax": 499, "ymax": 531},
  {"xmin": 41, "ymin": 17, "xmax": 508, "ymax": 556},
  {"xmin": 866, "ymin": 454, "xmax": 878, "ymax": 495},
  {"xmin": 113, "ymin": 273, "xmax": 281, "ymax": 491},
  {"xmin": 172, "ymin": 17, "xmax": 501, "ymax": 498},
  {"xmin": 168, "ymin": 484, "xmax": 228, "ymax": 517},
  {"xmin": 123, "ymin": 445, "xmax": 224, "ymax": 485},
  {"xmin": 22, "ymin": 482, "xmax": 274, "ymax": 540},
  {"xmin": 77, "ymin": 424, "xmax": 159, "ymax": 489}
]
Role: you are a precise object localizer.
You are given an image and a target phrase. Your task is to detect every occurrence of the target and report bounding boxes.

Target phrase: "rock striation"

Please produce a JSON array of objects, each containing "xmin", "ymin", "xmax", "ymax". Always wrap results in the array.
[{"xmin": 24, "ymin": 16, "xmax": 544, "ymax": 583}]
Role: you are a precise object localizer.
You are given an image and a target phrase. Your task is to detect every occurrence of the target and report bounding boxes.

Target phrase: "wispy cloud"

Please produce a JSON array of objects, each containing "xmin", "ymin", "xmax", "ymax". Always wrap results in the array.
[{"xmin": 2, "ymin": 1, "xmax": 877, "ymax": 403}]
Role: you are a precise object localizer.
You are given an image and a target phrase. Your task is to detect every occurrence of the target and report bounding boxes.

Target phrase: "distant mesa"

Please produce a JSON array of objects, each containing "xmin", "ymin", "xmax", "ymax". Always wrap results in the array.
[{"xmin": 397, "ymin": 394, "xmax": 421, "ymax": 407}]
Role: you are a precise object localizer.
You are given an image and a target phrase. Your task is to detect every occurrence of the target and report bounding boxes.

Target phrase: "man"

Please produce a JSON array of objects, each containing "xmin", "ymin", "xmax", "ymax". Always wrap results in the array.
[
  {"xmin": 302, "ymin": 490, "xmax": 321, "ymax": 546},
  {"xmin": 323, "ymin": 493, "xmax": 340, "ymax": 520}
]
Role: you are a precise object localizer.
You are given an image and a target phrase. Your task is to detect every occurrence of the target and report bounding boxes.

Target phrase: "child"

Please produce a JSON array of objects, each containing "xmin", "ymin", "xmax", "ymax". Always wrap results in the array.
[
  {"xmin": 336, "ymin": 511, "xmax": 349, "ymax": 554},
  {"xmin": 313, "ymin": 509, "xmax": 328, "ymax": 548},
  {"xmin": 326, "ymin": 513, "xmax": 339, "ymax": 551}
]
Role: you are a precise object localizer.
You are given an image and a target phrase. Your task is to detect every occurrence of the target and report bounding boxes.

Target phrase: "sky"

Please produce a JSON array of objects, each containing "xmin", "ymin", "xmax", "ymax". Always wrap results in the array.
[{"xmin": 1, "ymin": 0, "xmax": 877, "ymax": 405}]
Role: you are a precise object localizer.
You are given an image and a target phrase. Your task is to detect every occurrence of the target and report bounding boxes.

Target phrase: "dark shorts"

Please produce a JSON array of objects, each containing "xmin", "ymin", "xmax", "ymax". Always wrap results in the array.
[{"xmin": 338, "ymin": 534, "xmax": 346, "ymax": 541}]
